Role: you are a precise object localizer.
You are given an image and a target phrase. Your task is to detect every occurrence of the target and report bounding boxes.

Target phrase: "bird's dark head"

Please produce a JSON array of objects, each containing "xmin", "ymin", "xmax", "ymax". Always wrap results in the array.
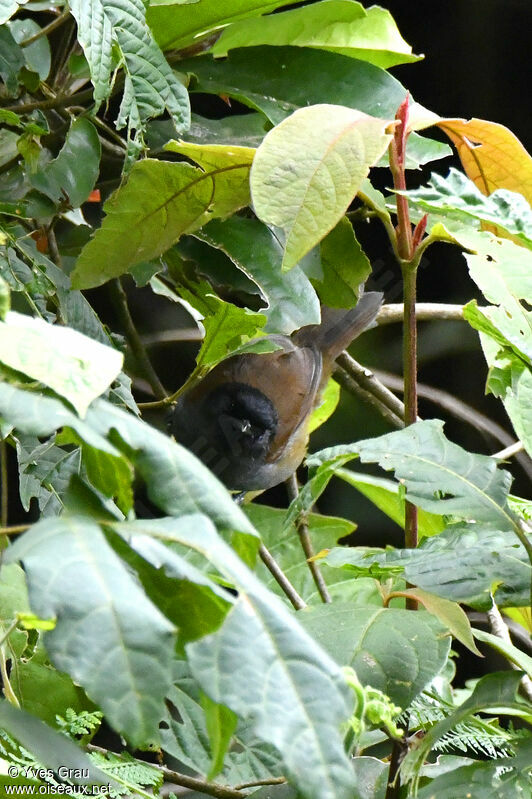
[{"xmin": 207, "ymin": 382, "xmax": 278, "ymax": 458}]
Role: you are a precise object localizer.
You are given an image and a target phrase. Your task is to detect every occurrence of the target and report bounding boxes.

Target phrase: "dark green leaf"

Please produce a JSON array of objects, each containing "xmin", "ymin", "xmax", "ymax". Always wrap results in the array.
[
  {"xmin": 299, "ymin": 603, "xmax": 450, "ymax": 708},
  {"xmin": 0, "ymin": 26, "xmax": 25, "ymax": 94}
]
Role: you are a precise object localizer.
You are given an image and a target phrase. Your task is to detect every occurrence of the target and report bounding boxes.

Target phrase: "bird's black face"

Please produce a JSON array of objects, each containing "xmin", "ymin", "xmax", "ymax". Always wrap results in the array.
[{"xmin": 207, "ymin": 382, "xmax": 278, "ymax": 459}]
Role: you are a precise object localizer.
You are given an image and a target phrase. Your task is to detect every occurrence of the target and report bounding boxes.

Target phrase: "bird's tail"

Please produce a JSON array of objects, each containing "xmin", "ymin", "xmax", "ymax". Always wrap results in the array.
[{"xmin": 294, "ymin": 291, "xmax": 383, "ymax": 363}]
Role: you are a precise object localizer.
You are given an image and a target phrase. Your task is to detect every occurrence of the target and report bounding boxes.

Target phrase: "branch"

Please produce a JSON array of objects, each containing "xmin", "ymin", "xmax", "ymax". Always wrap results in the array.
[
  {"xmin": 377, "ymin": 303, "xmax": 466, "ymax": 325},
  {"xmin": 335, "ymin": 354, "xmax": 406, "ymax": 428},
  {"xmin": 109, "ymin": 279, "xmax": 167, "ymax": 401},
  {"xmin": 286, "ymin": 474, "xmax": 331, "ymax": 604},
  {"xmin": 20, "ymin": 9, "xmax": 71, "ymax": 47},
  {"xmin": 259, "ymin": 544, "xmax": 307, "ymax": 610},
  {"xmin": 0, "ymin": 439, "xmax": 7, "ymax": 530}
]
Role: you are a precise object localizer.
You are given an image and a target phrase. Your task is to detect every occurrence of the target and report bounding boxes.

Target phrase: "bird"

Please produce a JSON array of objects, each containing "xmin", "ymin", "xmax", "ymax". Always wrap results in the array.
[{"xmin": 170, "ymin": 292, "xmax": 383, "ymax": 491}]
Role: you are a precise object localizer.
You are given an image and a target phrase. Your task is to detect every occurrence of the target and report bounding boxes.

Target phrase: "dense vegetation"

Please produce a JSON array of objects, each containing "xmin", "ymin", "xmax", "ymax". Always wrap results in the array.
[{"xmin": 0, "ymin": 2, "xmax": 532, "ymax": 797}]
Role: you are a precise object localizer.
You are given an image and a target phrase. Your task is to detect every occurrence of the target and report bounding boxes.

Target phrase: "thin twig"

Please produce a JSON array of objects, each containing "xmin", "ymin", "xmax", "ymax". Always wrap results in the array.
[
  {"xmin": 286, "ymin": 474, "xmax": 331, "ymax": 604},
  {"xmin": 1, "ymin": 87, "xmax": 95, "ymax": 114},
  {"xmin": 0, "ymin": 525, "xmax": 29, "ymax": 536},
  {"xmin": 109, "ymin": 278, "xmax": 167, "ymax": 401},
  {"xmin": 234, "ymin": 777, "xmax": 286, "ymax": 790},
  {"xmin": 159, "ymin": 768, "xmax": 245, "ymax": 799},
  {"xmin": 333, "ymin": 364, "xmax": 403, "ymax": 428},
  {"xmin": 493, "ymin": 440, "xmax": 525, "ymax": 460},
  {"xmin": 20, "ymin": 9, "xmax": 71, "ymax": 47},
  {"xmin": 259, "ymin": 544, "xmax": 306, "ymax": 610},
  {"xmin": 377, "ymin": 303, "xmax": 466, "ymax": 325},
  {"xmin": 336, "ymin": 353, "xmax": 408, "ymax": 426}
]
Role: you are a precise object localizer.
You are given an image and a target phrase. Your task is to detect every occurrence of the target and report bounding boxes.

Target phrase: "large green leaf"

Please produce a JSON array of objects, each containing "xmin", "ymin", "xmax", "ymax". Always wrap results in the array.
[
  {"xmin": 213, "ymin": 1, "xmax": 421, "ymax": 68},
  {"xmin": 71, "ymin": 156, "xmax": 254, "ymax": 288},
  {"xmin": 0, "ymin": 311, "xmax": 123, "ymax": 416},
  {"xmin": 307, "ymin": 419, "xmax": 516, "ymax": 530},
  {"xmin": 314, "ymin": 217, "xmax": 371, "ymax": 307},
  {"xmin": 120, "ymin": 516, "xmax": 358, "ymax": 799},
  {"xmin": 181, "ymin": 46, "xmax": 451, "ymax": 166},
  {"xmin": 70, "ymin": 0, "xmax": 190, "ymax": 136},
  {"xmin": 195, "ymin": 216, "xmax": 321, "ymax": 333},
  {"xmin": 30, "ymin": 119, "xmax": 101, "ymax": 209},
  {"xmin": 324, "ymin": 525, "xmax": 532, "ymax": 610},
  {"xmin": 147, "ymin": 0, "xmax": 291, "ymax": 51},
  {"xmin": 6, "ymin": 517, "xmax": 176, "ymax": 748},
  {"xmin": 299, "ymin": 604, "xmax": 450, "ymax": 709},
  {"xmin": 251, "ymin": 104, "xmax": 393, "ymax": 269}
]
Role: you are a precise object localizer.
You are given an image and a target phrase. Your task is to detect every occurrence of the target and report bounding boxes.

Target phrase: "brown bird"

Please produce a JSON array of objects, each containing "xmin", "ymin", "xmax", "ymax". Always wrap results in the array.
[{"xmin": 171, "ymin": 292, "xmax": 383, "ymax": 490}]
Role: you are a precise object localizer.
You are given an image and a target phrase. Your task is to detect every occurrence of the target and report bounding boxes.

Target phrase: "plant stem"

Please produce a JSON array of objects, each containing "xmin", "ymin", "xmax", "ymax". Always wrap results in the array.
[
  {"xmin": 259, "ymin": 544, "xmax": 306, "ymax": 610},
  {"xmin": 336, "ymin": 354, "xmax": 407, "ymax": 425},
  {"xmin": 286, "ymin": 474, "xmax": 331, "ymax": 604},
  {"xmin": 109, "ymin": 278, "xmax": 168, "ymax": 401},
  {"xmin": 20, "ymin": 9, "xmax": 71, "ymax": 47},
  {"xmin": 377, "ymin": 302, "xmax": 466, "ymax": 324},
  {"xmin": 1, "ymin": 87, "xmax": 95, "ymax": 114}
]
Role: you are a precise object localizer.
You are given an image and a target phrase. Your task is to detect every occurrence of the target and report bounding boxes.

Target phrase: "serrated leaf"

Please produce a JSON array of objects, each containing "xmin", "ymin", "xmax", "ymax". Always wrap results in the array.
[
  {"xmin": 193, "ymin": 297, "xmax": 266, "ymax": 369},
  {"xmin": 70, "ymin": 0, "xmax": 190, "ymax": 137},
  {"xmin": 324, "ymin": 524, "xmax": 532, "ymax": 610},
  {"xmin": 117, "ymin": 516, "xmax": 358, "ymax": 799},
  {"xmin": 71, "ymin": 158, "xmax": 254, "ymax": 289},
  {"xmin": 6, "ymin": 517, "xmax": 176, "ymax": 747},
  {"xmin": 194, "ymin": 216, "xmax": 321, "ymax": 334},
  {"xmin": 399, "ymin": 168, "xmax": 532, "ymax": 248},
  {"xmin": 307, "ymin": 419, "xmax": 516, "ymax": 530},
  {"xmin": 250, "ymin": 104, "xmax": 393, "ymax": 269},
  {"xmin": 299, "ymin": 604, "xmax": 450, "ymax": 708},
  {"xmin": 0, "ymin": 311, "xmax": 123, "ymax": 416},
  {"xmin": 30, "ymin": 119, "xmax": 101, "ymax": 209},
  {"xmin": 213, "ymin": 1, "xmax": 421, "ymax": 68}
]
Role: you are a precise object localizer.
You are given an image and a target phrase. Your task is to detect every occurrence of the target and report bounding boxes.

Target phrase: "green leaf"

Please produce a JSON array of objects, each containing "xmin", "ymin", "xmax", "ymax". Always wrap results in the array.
[
  {"xmin": 0, "ymin": 26, "xmax": 25, "ymax": 94},
  {"xmin": 472, "ymin": 627, "xmax": 532, "ymax": 677},
  {"xmin": 15, "ymin": 433, "xmax": 81, "ymax": 516},
  {"xmin": 121, "ymin": 516, "xmax": 358, "ymax": 799},
  {"xmin": 213, "ymin": 1, "xmax": 421, "ymax": 68},
  {"xmin": 324, "ymin": 525, "xmax": 532, "ymax": 611},
  {"xmin": 30, "ymin": 119, "xmax": 101, "ymax": 209},
  {"xmin": 147, "ymin": 0, "xmax": 291, "ymax": 51},
  {"xmin": 180, "ymin": 47, "xmax": 450, "ymax": 166},
  {"xmin": 334, "ymin": 469, "xmax": 444, "ymax": 539},
  {"xmin": 195, "ymin": 216, "xmax": 321, "ymax": 333},
  {"xmin": 149, "ymin": 112, "xmax": 269, "ymax": 150},
  {"xmin": 9, "ymin": 17, "xmax": 51, "ymax": 80},
  {"xmin": 0, "ymin": 701, "xmax": 112, "ymax": 786},
  {"xmin": 71, "ymin": 157, "xmax": 254, "ymax": 289},
  {"xmin": 194, "ymin": 298, "xmax": 267, "ymax": 369},
  {"xmin": 0, "ymin": 311, "xmax": 123, "ymax": 416},
  {"xmin": 315, "ymin": 216, "xmax": 371, "ymax": 307},
  {"xmin": 398, "ymin": 587, "xmax": 481, "ymax": 656},
  {"xmin": 70, "ymin": 0, "xmax": 190, "ymax": 137},
  {"xmin": 250, "ymin": 104, "xmax": 393, "ymax": 269},
  {"xmin": 164, "ymin": 139, "xmax": 254, "ymax": 219},
  {"xmin": 418, "ymin": 739, "xmax": 532, "ymax": 799},
  {"xmin": 0, "ymin": 0, "xmax": 28, "ymax": 24},
  {"xmin": 201, "ymin": 694, "xmax": 238, "ymax": 780},
  {"xmin": 400, "ymin": 168, "xmax": 532, "ymax": 248},
  {"xmin": 0, "ymin": 274, "xmax": 9, "ymax": 319},
  {"xmin": 6, "ymin": 517, "xmax": 176, "ymax": 748},
  {"xmin": 300, "ymin": 604, "xmax": 450, "ymax": 709},
  {"xmin": 308, "ymin": 419, "xmax": 517, "ymax": 530},
  {"xmin": 401, "ymin": 671, "xmax": 532, "ymax": 790},
  {"xmin": 308, "ymin": 378, "xmax": 340, "ymax": 434}
]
